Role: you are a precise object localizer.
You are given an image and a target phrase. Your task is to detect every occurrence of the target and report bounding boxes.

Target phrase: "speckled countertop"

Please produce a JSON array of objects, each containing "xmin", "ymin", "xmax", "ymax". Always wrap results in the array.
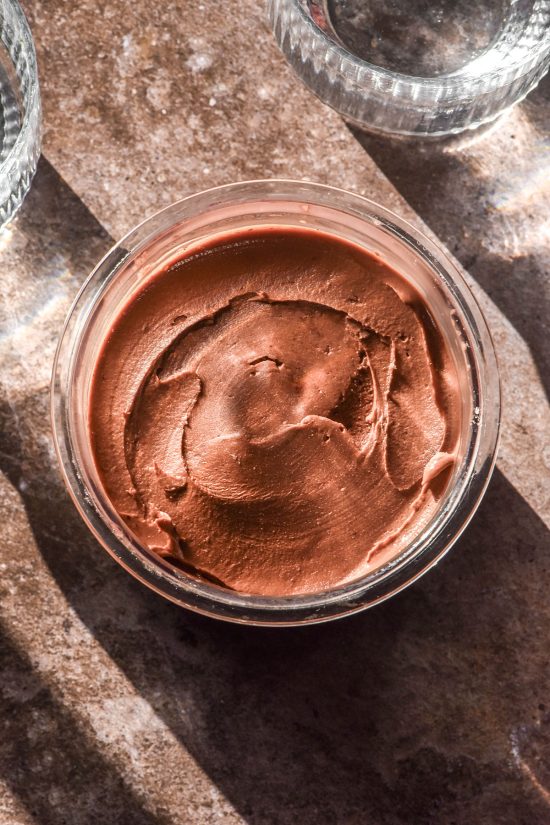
[{"xmin": 0, "ymin": 2, "xmax": 549, "ymax": 823}]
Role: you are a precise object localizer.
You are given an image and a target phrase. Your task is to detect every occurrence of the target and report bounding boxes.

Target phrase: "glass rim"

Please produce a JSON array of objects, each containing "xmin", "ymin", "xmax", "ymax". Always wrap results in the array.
[{"xmin": 51, "ymin": 179, "xmax": 501, "ymax": 625}]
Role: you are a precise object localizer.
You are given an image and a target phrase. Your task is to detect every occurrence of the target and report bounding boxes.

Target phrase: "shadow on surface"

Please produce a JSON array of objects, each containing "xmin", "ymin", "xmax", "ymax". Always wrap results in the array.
[
  {"xmin": 351, "ymin": 73, "xmax": 550, "ymax": 399},
  {"xmin": 0, "ymin": 629, "xmax": 166, "ymax": 825},
  {"xmin": 1, "ymin": 159, "xmax": 549, "ymax": 825},
  {"xmin": 0, "ymin": 159, "xmax": 167, "ymax": 825}
]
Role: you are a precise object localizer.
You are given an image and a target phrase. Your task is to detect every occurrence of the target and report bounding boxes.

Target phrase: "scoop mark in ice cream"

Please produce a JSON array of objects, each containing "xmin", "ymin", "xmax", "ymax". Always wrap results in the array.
[{"xmin": 90, "ymin": 228, "xmax": 459, "ymax": 596}]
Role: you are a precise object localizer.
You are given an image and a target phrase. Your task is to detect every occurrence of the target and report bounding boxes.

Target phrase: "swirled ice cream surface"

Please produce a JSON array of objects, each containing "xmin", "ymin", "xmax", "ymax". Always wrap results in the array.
[{"xmin": 90, "ymin": 228, "xmax": 459, "ymax": 595}]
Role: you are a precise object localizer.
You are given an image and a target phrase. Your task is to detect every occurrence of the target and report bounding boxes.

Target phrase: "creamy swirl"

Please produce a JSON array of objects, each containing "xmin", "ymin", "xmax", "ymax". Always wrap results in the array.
[{"xmin": 90, "ymin": 228, "xmax": 459, "ymax": 596}]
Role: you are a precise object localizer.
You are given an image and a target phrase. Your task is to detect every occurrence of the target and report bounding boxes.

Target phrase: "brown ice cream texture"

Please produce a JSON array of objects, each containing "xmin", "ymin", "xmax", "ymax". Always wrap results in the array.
[{"xmin": 89, "ymin": 227, "xmax": 459, "ymax": 596}]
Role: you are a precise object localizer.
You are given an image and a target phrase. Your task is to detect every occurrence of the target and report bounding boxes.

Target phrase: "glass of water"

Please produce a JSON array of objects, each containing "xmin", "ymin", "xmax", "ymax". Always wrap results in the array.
[
  {"xmin": 269, "ymin": 0, "xmax": 550, "ymax": 136},
  {"xmin": 0, "ymin": 0, "xmax": 40, "ymax": 226}
]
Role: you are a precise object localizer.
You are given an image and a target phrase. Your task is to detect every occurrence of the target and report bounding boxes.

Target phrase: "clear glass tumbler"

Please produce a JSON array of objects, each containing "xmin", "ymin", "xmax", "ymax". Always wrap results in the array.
[
  {"xmin": 269, "ymin": 0, "xmax": 550, "ymax": 136},
  {"xmin": 51, "ymin": 181, "xmax": 500, "ymax": 625},
  {"xmin": 0, "ymin": 0, "xmax": 40, "ymax": 226}
]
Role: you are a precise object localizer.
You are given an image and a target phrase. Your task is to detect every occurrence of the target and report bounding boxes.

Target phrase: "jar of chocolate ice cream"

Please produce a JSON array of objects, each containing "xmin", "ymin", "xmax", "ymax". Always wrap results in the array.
[{"xmin": 51, "ymin": 181, "xmax": 500, "ymax": 625}]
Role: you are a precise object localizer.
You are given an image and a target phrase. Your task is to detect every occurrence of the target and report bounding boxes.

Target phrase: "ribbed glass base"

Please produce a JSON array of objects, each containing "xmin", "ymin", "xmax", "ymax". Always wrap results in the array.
[
  {"xmin": 0, "ymin": 0, "xmax": 40, "ymax": 227},
  {"xmin": 269, "ymin": 0, "xmax": 550, "ymax": 136}
]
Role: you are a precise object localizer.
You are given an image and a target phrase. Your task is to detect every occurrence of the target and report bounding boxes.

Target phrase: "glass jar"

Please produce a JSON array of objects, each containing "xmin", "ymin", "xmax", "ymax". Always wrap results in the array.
[
  {"xmin": 0, "ymin": 0, "xmax": 41, "ymax": 226},
  {"xmin": 269, "ymin": 0, "xmax": 550, "ymax": 136},
  {"xmin": 51, "ymin": 180, "xmax": 500, "ymax": 625}
]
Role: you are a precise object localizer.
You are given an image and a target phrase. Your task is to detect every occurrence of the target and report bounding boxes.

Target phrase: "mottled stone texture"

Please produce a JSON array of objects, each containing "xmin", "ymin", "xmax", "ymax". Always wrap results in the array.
[{"xmin": 0, "ymin": 0, "xmax": 548, "ymax": 823}]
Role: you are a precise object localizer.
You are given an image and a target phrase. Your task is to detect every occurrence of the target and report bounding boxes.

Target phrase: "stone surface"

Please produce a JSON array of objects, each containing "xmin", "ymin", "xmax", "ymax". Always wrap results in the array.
[{"xmin": 0, "ymin": 1, "xmax": 548, "ymax": 823}]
